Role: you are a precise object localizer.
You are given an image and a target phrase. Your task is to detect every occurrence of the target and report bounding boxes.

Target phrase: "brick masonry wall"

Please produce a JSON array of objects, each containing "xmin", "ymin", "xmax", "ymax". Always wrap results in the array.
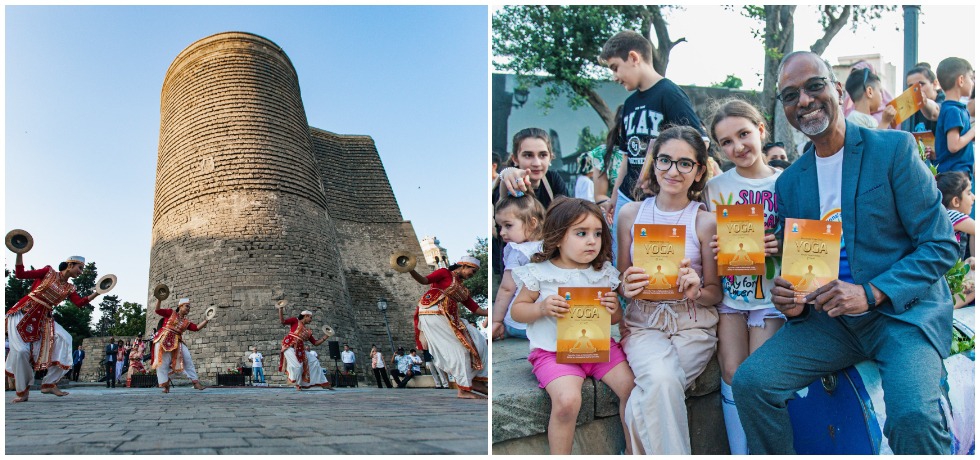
[{"xmin": 146, "ymin": 32, "xmax": 437, "ymax": 384}]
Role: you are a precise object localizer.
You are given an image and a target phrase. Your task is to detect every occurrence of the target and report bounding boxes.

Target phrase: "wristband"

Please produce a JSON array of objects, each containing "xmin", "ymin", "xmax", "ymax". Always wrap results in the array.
[{"xmin": 862, "ymin": 283, "xmax": 877, "ymax": 311}]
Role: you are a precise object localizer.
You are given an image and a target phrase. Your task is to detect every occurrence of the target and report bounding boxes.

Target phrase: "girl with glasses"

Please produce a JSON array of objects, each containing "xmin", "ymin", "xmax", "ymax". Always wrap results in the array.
[
  {"xmin": 615, "ymin": 125, "xmax": 723, "ymax": 454},
  {"xmin": 704, "ymin": 99, "xmax": 785, "ymax": 454}
]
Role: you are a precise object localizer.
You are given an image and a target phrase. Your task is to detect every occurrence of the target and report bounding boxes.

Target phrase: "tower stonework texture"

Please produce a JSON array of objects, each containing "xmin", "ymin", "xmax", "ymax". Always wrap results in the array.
[{"xmin": 149, "ymin": 32, "xmax": 430, "ymax": 383}]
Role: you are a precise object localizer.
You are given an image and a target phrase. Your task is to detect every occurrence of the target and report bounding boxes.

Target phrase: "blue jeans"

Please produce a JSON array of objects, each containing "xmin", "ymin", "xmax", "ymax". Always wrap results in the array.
[
  {"xmin": 610, "ymin": 189, "xmax": 633, "ymax": 267},
  {"xmin": 732, "ymin": 307, "xmax": 950, "ymax": 454},
  {"xmin": 504, "ymin": 324, "xmax": 527, "ymax": 339},
  {"xmin": 253, "ymin": 366, "xmax": 265, "ymax": 383}
]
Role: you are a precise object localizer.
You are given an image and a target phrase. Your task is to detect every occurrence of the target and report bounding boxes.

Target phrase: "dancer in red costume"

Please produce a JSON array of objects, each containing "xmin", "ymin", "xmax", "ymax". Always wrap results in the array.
[
  {"xmin": 150, "ymin": 297, "xmax": 209, "ymax": 393},
  {"xmin": 410, "ymin": 256, "xmax": 488, "ymax": 399},
  {"xmin": 5, "ymin": 254, "xmax": 100, "ymax": 403},
  {"xmin": 277, "ymin": 305, "xmax": 334, "ymax": 391}
]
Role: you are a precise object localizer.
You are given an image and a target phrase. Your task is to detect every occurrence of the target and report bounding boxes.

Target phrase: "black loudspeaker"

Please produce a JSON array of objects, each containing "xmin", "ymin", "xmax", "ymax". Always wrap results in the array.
[{"xmin": 327, "ymin": 341, "xmax": 341, "ymax": 360}]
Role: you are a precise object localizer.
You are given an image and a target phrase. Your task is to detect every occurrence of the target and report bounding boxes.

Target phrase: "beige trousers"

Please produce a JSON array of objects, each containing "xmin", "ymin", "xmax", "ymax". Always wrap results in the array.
[{"xmin": 621, "ymin": 299, "xmax": 719, "ymax": 455}]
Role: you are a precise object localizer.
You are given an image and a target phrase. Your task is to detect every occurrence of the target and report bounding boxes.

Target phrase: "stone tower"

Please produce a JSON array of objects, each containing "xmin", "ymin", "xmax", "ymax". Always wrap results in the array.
[{"xmin": 148, "ymin": 32, "xmax": 430, "ymax": 383}]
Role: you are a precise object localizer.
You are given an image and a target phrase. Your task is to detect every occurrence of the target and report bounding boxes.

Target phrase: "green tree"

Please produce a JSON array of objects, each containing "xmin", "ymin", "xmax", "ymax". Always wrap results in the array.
[
  {"xmin": 712, "ymin": 74, "xmax": 743, "ymax": 89},
  {"xmin": 55, "ymin": 262, "xmax": 98, "ymax": 348},
  {"xmin": 576, "ymin": 126, "xmax": 607, "ymax": 155},
  {"xmin": 5, "ymin": 266, "xmax": 35, "ymax": 312},
  {"xmin": 740, "ymin": 5, "xmax": 896, "ymax": 156},
  {"xmin": 493, "ymin": 5, "xmax": 684, "ymax": 128},
  {"xmin": 461, "ymin": 237, "xmax": 489, "ymax": 326},
  {"xmin": 95, "ymin": 295, "xmax": 121, "ymax": 336},
  {"xmin": 111, "ymin": 301, "xmax": 146, "ymax": 337}
]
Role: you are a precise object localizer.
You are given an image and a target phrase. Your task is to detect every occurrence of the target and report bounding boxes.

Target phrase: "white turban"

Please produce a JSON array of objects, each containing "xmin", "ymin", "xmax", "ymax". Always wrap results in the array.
[{"xmin": 457, "ymin": 256, "xmax": 480, "ymax": 269}]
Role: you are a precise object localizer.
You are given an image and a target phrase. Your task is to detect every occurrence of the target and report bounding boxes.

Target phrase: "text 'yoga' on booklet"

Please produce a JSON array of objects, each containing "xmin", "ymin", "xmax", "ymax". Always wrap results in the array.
[
  {"xmin": 716, "ymin": 204, "xmax": 766, "ymax": 276},
  {"xmin": 555, "ymin": 287, "xmax": 610, "ymax": 363},
  {"xmin": 633, "ymin": 224, "xmax": 685, "ymax": 301},
  {"xmin": 782, "ymin": 218, "xmax": 842, "ymax": 302}
]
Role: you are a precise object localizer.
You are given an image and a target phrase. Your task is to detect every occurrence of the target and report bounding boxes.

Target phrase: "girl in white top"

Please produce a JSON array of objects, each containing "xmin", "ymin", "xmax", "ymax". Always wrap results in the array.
[
  {"xmin": 616, "ymin": 125, "xmax": 723, "ymax": 454},
  {"xmin": 704, "ymin": 99, "xmax": 784, "ymax": 454},
  {"xmin": 490, "ymin": 194, "xmax": 546, "ymax": 340},
  {"xmin": 511, "ymin": 197, "xmax": 636, "ymax": 455}
]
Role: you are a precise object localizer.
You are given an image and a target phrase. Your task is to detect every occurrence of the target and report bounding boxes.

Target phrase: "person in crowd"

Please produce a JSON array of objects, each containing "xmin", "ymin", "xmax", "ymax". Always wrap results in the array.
[
  {"xmin": 276, "ymin": 306, "xmax": 333, "ymax": 391},
  {"xmin": 248, "ymin": 346, "xmax": 265, "ymax": 384},
  {"xmin": 390, "ymin": 347, "xmax": 408, "ymax": 386},
  {"xmin": 905, "ymin": 62, "xmax": 946, "ymax": 137},
  {"xmin": 421, "ymin": 348, "xmax": 449, "ymax": 389},
  {"xmin": 491, "ymin": 194, "xmax": 546, "ymax": 341},
  {"xmin": 937, "ymin": 171, "xmax": 976, "ymax": 309},
  {"xmin": 492, "ymin": 151, "xmax": 502, "ymax": 183},
  {"xmin": 763, "ymin": 141, "xmax": 789, "ymax": 163},
  {"xmin": 616, "ymin": 126, "xmax": 722, "ymax": 454},
  {"xmin": 768, "ymin": 159, "xmax": 792, "ymax": 171},
  {"xmin": 589, "ymin": 105, "xmax": 626, "ymax": 220},
  {"xmin": 510, "ymin": 197, "xmax": 636, "ymax": 455},
  {"xmin": 408, "ymin": 256, "xmax": 488, "ymax": 399},
  {"xmin": 115, "ymin": 339, "xmax": 128, "ymax": 383},
  {"xmin": 5, "ymin": 254, "xmax": 99, "ymax": 402},
  {"xmin": 704, "ymin": 99, "xmax": 785, "ymax": 454},
  {"xmin": 574, "ymin": 153, "xmax": 595, "ymax": 202},
  {"xmin": 71, "ymin": 345, "xmax": 85, "ymax": 382},
  {"xmin": 341, "ymin": 344, "xmax": 356, "ymax": 374},
  {"xmin": 493, "ymin": 128, "xmax": 570, "ymax": 282},
  {"xmin": 370, "ymin": 345, "xmax": 393, "ymax": 389},
  {"xmin": 842, "ymin": 60, "xmax": 894, "ymax": 123},
  {"xmin": 933, "ymin": 57, "xmax": 975, "ymax": 181},
  {"xmin": 151, "ymin": 297, "xmax": 210, "ymax": 393},
  {"xmin": 844, "ymin": 68, "xmax": 898, "ymax": 130},
  {"xmin": 732, "ymin": 50, "xmax": 958, "ymax": 455},
  {"xmin": 104, "ymin": 337, "xmax": 118, "ymax": 389},
  {"xmin": 599, "ymin": 31, "xmax": 708, "ymax": 268},
  {"xmin": 126, "ymin": 338, "xmax": 147, "ymax": 387}
]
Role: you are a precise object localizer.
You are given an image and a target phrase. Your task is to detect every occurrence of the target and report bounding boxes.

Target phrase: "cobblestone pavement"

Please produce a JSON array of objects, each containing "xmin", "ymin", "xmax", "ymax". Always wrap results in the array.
[{"xmin": 5, "ymin": 384, "xmax": 488, "ymax": 454}]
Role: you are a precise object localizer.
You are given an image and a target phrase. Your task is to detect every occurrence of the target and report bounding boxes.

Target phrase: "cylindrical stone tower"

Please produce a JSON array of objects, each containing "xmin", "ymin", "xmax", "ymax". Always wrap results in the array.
[{"xmin": 149, "ymin": 32, "xmax": 356, "ymax": 382}]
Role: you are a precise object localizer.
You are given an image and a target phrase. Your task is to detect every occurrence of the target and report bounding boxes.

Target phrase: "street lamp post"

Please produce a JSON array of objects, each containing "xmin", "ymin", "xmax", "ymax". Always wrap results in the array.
[{"xmin": 377, "ymin": 298, "xmax": 396, "ymax": 357}]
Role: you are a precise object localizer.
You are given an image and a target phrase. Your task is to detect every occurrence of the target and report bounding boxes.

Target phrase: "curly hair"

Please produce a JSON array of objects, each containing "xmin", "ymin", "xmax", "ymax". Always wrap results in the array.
[{"xmin": 531, "ymin": 197, "xmax": 612, "ymax": 270}]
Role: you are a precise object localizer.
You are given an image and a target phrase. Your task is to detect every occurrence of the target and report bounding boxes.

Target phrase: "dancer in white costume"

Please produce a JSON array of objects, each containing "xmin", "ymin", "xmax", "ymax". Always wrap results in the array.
[
  {"xmin": 410, "ymin": 256, "xmax": 488, "ymax": 399},
  {"xmin": 6, "ymin": 254, "xmax": 100, "ymax": 403},
  {"xmin": 150, "ymin": 297, "xmax": 209, "ymax": 393},
  {"xmin": 277, "ymin": 306, "xmax": 333, "ymax": 390}
]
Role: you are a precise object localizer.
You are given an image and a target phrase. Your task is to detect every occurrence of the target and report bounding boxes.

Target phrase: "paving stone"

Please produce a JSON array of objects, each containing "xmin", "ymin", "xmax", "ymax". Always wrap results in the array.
[{"xmin": 5, "ymin": 385, "xmax": 486, "ymax": 454}]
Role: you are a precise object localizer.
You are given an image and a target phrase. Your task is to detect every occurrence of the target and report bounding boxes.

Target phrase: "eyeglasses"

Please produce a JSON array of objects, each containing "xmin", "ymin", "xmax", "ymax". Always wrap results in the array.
[
  {"xmin": 763, "ymin": 141, "xmax": 784, "ymax": 152},
  {"xmin": 654, "ymin": 155, "xmax": 701, "ymax": 174},
  {"xmin": 776, "ymin": 77, "xmax": 830, "ymax": 106}
]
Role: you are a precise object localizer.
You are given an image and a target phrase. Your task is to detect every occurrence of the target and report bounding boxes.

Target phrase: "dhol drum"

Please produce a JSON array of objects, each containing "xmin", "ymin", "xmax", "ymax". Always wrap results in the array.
[{"xmin": 787, "ymin": 306, "xmax": 975, "ymax": 455}]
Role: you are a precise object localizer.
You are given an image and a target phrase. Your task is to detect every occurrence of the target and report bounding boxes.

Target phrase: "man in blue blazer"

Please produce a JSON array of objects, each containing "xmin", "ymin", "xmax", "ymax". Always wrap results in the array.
[{"xmin": 732, "ymin": 51, "xmax": 958, "ymax": 454}]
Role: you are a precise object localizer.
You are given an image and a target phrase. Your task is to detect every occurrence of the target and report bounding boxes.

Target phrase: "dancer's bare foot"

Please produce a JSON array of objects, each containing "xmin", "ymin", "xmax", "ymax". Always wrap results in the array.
[
  {"xmin": 192, "ymin": 382, "xmax": 206, "ymax": 391},
  {"xmin": 296, "ymin": 386, "xmax": 303, "ymax": 391},
  {"xmin": 161, "ymin": 381, "xmax": 170, "ymax": 393},
  {"xmin": 11, "ymin": 395, "xmax": 29, "ymax": 403},
  {"xmin": 457, "ymin": 389, "xmax": 486, "ymax": 399},
  {"xmin": 40, "ymin": 386, "xmax": 69, "ymax": 396}
]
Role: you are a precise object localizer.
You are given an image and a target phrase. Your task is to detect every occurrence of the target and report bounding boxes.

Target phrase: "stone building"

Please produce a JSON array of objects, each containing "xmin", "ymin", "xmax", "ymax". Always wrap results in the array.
[
  {"xmin": 419, "ymin": 236, "xmax": 449, "ymax": 269},
  {"xmin": 146, "ymin": 31, "xmax": 431, "ymax": 384}
]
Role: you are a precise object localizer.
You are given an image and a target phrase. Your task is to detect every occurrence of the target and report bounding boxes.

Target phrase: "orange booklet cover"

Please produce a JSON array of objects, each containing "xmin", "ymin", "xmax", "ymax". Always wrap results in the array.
[
  {"xmin": 887, "ymin": 84, "xmax": 924, "ymax": 127},
  {"xmin": 556, "ymin": 287, "xmax": 610, "ymax": 363},
  {"xmin": 716, "ymin": 204, "xmax": 765, "ymax": 276},
  {"xmin": 913, "ymin": 131, "xmax": 936, "ymax": 151},
  {"xmin": 782, "ymin": 218, "xmax": 842, "ymax": 302},
  {"xmin": 633, "ymin": 224, "xmax": 685, "ymax": 301}
]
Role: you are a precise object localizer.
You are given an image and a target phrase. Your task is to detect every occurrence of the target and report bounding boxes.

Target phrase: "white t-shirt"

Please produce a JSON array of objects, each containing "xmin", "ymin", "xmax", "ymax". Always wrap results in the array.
[
  {"xmin": 511, "ymin": 260, "xmax": 620, "ymax": 352},
  {"xmin": 248, "ymin": 352, "xmax": 263, "ymax": 368},
  {"xmin": 815, "ymin": 148, "xmax": 864, "ymax": 316},
  {"xmin": 502, "ymin": 240, "xmax": 544, "ymax": 331},
  {"xmin": 575, "ymin": 175, "xmax": 595, "ymax": 202},
  {"xmin": 704, "ymin": 167, "xmax": 782, "ymax": 310},
  {"xmin": 845, "ymin": 111, "xmax": 878, "ymax": 130},
  {"xmin": 341, "ymin": 350, "xmax": 355, "ymax": 364}
]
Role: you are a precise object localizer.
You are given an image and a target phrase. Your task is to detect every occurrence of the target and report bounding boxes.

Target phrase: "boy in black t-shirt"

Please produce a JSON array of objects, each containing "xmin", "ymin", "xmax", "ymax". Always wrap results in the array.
[{"xmin": 598, "ymin": 30, "xmax": 707, "ymax": 261}]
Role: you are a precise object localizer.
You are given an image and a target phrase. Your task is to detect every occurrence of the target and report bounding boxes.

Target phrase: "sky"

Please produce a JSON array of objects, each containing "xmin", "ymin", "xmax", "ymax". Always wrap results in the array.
[
  {"xmin": 492, "ymin": 4, "xmax": 976, "ymax": 96},
  {"xmin": 3, "ymin": 6, "xmax": 489, "ymax": 318}
]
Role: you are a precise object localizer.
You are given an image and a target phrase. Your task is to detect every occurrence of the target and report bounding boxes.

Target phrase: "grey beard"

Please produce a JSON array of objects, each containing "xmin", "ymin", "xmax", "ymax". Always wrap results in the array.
[{"xmin": 799, "ymin": 114, "xmax": 830, "ymax": 136}]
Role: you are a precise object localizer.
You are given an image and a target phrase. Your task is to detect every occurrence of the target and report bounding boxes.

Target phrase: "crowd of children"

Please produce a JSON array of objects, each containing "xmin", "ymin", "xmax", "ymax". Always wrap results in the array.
[{"xmin": 491, "ymin": 29, "xmax": 974, "ymax": 455}]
